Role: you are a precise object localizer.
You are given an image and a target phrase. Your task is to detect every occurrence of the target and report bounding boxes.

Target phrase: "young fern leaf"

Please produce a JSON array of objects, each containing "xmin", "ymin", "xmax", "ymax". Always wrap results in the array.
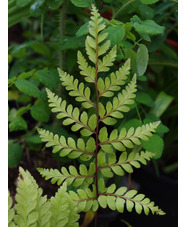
[
  {"xmin": 98, "ymin": 59, "xmax": 131, "ymax": 98},
  {"xmin": 38, "ymin": 128, "xmax": 95, "ymax": 161},
  {"xmin": 98, "ymin": 184, "xmax": 165, "ymax": 215},
  {"xmin": 37, "ymin": 162, "xmax": 96, "ymax": 187},
  {"xmin": 9, "ymin": 168, "xmax": 80, "ymax": 227},
  {"xmin": 14, "ymin": 167, "xmax": 51, "ymax": 227},
  {"xmin": 99, "ymin": 121, "xmax": 160, "ymax": 152},
  {"xmin": 8, "ymin": 192, "xmax": 16, "ymax": 227},
  {"xmin": 50, "ymin": 184, "xmax": 79, "ymax": 227},
  {"xmin": 58, "ymin": 68, "xmax": 95, "ymax": 109},
  {"xmin": 46, "ymin": 88, "xmax": 96, "ymax": 136},
  {"xmin": 97, "ymin": 151, "xmax": 154, "ymax": 178},
  {"xmin": 99, "ymin": 75, "xmax": 137, "ymax": 125}
]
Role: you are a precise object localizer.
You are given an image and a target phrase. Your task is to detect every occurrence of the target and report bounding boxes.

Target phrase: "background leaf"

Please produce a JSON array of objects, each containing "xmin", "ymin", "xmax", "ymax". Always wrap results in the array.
[
  {"xmin": 101, "ymin": 26, "xmax": 125, "ymax": 46},
  {"xmin": 8, "ymin": 143, "xmax": 23, "ymax": 167},
  {"xmin": 16, "ymin": 0, "xmax": 31, "ymax": 7},
  {"xmin": 150, "ymin": 91, "xmax": 174, "ymax": 117},
  {"xmin": 141, "ymin": 0, "xmax": 159, "ymax": 5},
  {"xmin": 136, "ymin": 44, "xmax": 149, "ymax": 76},
  {"xmin": 46, "ymin": 0, "xmax": 64, "ymax": 9},
  {"xmin": 131, "ymin": 15, "xmax": 165, "ymax": 36},
  {"xmin": 136, "ymin": 92, "xmax": 153, "ymax": 107},
  {"xmin": 141, "ymin": 134, "xmax": 164, "ymax": 159},
  {"xmin": 70, "ymin": 0, "xmax": 92, "ymax": 7},
  {"xmin": 30, "ymin": 100, "xmax": 50, "ymax": 122},
  {"xmin": 9, "ymin": 116, "xmax": 27, "ymax": 131},
  {"xmin": 15, "ymin": 79, "xmax": 43, "ymax": 99}
]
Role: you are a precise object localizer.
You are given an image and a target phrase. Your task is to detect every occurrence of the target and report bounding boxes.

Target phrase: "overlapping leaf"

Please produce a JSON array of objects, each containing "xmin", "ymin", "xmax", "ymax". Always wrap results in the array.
[
  {"xmin": 38, "ymin": 128, "xmax": 96, "ymax": 161},
  {"xmin": 98, "ymin": 184, "xmax": 165, "ymax": 215},
  {"xmin": 97, "ymin": 151, "xmax": 154, "ymax": 178},
  {"xmin": 38, "ymin": 162, "xmax": 96, "ymax": 187},
  {"xmin": 99, "ymin": 76, "xmax": 137, "ymax": 125}
]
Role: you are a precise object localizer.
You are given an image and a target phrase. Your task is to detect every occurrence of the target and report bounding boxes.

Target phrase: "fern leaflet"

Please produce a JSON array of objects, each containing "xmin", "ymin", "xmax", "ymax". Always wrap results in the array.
[{"xmin": 38, "ymin": 162, "xmax": 96, "ymax": 187}]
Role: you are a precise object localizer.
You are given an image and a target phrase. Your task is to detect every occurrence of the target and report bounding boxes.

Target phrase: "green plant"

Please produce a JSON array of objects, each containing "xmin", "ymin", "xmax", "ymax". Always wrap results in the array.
[
  {"xmin": 37, "ymin": 5, "xmax": 165, "ymax": 226},
  {"xmin": 8, "ymin": 167, "xmax": 79, "ymax": 226}
]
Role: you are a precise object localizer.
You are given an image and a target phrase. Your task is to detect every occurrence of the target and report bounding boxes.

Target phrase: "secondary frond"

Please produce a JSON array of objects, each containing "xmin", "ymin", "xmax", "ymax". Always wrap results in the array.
[
  {"xmin": 50, "ymin": 185, "xmax": 79, "ymax": 227},
  {"xmin": 38, "ymin": 128, "xmax": 96, "ymax": 161},
  {"xmin": 69, "ymin": 186, "xmax": 98, "ymax": 213},
  {"xmin": 46, "ymin": 88, "xmax": 96, "ymax": 136},
  {"xmin": 98, "ymin": 184, "xmax": 165, "ymax": 215},
  {"xmin": 98, "ymin": 59, "xmax": 131, "ymax": 97},
  {"xmin": 8, "ymin": 192, "xmax": 16, "ymax": 227},
  {"xmin": 14, "ymin": 167, "xmax": 50, "ymax": 227},
  {"xmin": 97, "ymin": 151, "xmax": 154, "ymax": 178},
  {"xmin": 58, "ymin": 68, "xmax": 95, "ymax": 109},
  {"xmin": 37, "ymin": 162, "xmax": 96, "ymax": 187},
  {"xmin": 9, "ymin": 168, "xmax": 80, "ymax": 227},
  {"xmin": 99, "ymin": 75, "xmax": 137, "ymax": 125},
  {"xmin": 98, "ymin": 121, "xmax": 160, "ymax": 152}
]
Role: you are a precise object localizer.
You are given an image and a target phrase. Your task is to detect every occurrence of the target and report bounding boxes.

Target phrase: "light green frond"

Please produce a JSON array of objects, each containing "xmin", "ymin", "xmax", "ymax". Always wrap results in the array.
[
  {"xmin": 58, "ymin": 68, "xmax": 95, "ymax": 109},
  {"xmin": 98, "ymin": 151, "xmax": 154, "ymax": 178},
  {"xmin": 99, "ymin": 121, "xmax": 160, "ymax": 151},
  {"xmin": 69, "ymin": 186, "xmax": 98, "ymax": 213},
  {"xmin": 50, "ymin": 184, "xmax": 79, "ymax": 227},
  {"xmin": 14, "ymin": 167, "xmax": 50, "ymax": 227},
  {"xmin": 98, "ymin": 59, "xmax": 131, "ymax": 97},
  {"xmin": 99, "ymin": 75, "xmax": 137, "ymax": 125},
  {"xmin": 77, "ymin": 51, "xmax": 96, "ymax": 83},
  {"xmin": 97, "ymin": 45, "xmax": 117, "ymax": 72},
  {"xmin": 46, "ymin": 88, "xmax": 95, "ymax": 136},
  {"xmin": 98, "ymin": 185, "xmax": 165, "ymax": 215},
  {"xmin": 37, "ymin": 162, "xmax": 96, "ymax": 187},
  {"xmin": 9, "ymin": 168, "xmax": 80, "ymax": 227},
  {"xmin": 8, "ymin": 191, "xmax": 16, "ymax": 227},
  {"xmin": 38, "ymin": 128, "xmax": 95, "ymax": 161}
]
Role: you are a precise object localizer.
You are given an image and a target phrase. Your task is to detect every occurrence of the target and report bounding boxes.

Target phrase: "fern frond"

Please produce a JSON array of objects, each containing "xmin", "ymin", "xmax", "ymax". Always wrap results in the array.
[
  {"xmin": 49, "ymin": 184, "xmax": 79, "ymax": 227},
  {"xmin": 58, "ymin": 68, "xmax": 95, "ymax": 109},
  {"xmin": 85, "ymin": 5, "xmax": 107, "ymax": 64},
  {"xmin": 99, "ymin": 121, "xmax": 160, "ymax": 152},
  {"xmin": 38, "ymin": 128, "xmax": 96, "ymax": 161},
  {"xmin": 46, "ymin": 88, "xmax": 96, "ymax": 136},
  {"xmin": 99, "ymin": 75, "xmax": 137, "ymax": 125},
  {"xmin": 98, "ymin": 59, "xmax": 131, "ymax": 97},
  {"xmin": 97, "ymin": 151, "xmax": 154, "ymax": 178},
  {"xmin": 8, "ymin": 191, "xmax": 16, "ymax": 227},
  {"xmin": 97, "ymin": 45, "xmax": 117, "ymax": 72},
  {"xmin": 77, "ymin": 51, "xmax": 96, "ymax": 83},
  {"xmin": 37, "ymin": 162, "xmax": 96, "ymax": 187},
  {"xmin": 14, "ymin": 167, "xmax": 50, "ymax": 227},
  {"xmin": 69, "ymin": 186, "xmax": 98, "ymax": 213},
  {"xmin": 98, "ymin": 184, "xmax": 165, "ymax": 215}
]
